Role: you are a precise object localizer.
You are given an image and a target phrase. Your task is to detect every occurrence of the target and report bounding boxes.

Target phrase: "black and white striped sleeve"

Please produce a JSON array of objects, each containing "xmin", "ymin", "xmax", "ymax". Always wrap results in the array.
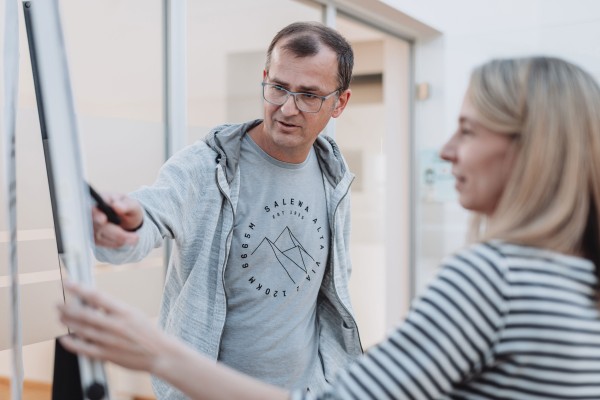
[{"xmin": 293, "ymin": 243, "xmax": 510, "ymax": 400}]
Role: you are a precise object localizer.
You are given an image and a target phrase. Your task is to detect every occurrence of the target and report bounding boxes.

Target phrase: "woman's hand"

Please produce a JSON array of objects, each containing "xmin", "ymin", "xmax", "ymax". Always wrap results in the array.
[
  {"xmin": 58, "ymin": 281, "xmax": 168, "ymax": 374},
  {"xmin": 58, "ymin": 281, "xmax": 289, "ymax": 400}
]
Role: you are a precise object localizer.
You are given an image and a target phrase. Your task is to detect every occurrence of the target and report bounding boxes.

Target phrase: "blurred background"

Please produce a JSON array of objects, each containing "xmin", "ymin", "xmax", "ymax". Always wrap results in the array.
[{"xmin": 1, "ymin": 0, "xmax": 600, "ymax": 398}]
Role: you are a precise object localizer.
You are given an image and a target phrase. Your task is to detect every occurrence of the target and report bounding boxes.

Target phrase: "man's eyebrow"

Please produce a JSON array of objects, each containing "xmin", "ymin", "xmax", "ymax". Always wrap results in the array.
[
  {"xmin": 296, "ymin": 84, "xmax": 321, "ymax": 93},
  {"xmin": 266, "ymin": 76, "xmax": 321, "ymax": 93}
]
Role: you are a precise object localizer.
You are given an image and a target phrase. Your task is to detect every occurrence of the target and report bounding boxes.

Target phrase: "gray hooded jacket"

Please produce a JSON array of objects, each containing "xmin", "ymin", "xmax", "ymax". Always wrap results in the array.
[{"xmin": 95, "ymin": 119, "xmax": 363, "ymax": 399}]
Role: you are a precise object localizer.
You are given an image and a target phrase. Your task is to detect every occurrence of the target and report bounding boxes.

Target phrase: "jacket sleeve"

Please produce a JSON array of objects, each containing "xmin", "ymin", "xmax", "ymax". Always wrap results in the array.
[{"xmin": 94, "ymin": 142, "xmax": 215, "ymax": 264}]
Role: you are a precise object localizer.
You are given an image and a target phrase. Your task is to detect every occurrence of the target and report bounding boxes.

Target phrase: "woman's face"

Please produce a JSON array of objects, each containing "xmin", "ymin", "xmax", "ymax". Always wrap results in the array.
[{"xmin": 440, "ymin": 94, "xmax": 518, "ymax": 216}]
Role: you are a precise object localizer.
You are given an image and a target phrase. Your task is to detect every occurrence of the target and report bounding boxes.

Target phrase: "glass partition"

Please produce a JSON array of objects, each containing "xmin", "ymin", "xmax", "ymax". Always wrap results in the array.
[{"xmin": 186, "ymin": 0, "xmax": 323, "ymax": 142}]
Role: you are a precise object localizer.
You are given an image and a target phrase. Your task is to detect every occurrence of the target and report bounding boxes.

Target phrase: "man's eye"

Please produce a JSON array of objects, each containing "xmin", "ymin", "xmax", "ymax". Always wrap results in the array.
[
  {"xmin": 301, "ymin": 93, "xmax": 319, "ymax": 100},
  {"xmin": 273, "ymin": 85, "xmax": 287, "ymax": 92}
]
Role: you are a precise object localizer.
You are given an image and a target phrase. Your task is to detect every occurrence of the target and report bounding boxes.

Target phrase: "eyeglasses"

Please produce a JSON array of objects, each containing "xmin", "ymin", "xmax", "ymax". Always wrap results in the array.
[{"xmin": 261, "ymin": 82, "xmax": 339, "ymax": 113}]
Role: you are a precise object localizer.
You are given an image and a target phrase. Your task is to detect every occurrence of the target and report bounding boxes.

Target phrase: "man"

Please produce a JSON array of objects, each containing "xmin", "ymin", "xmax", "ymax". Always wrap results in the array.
[{"xmin": 92, "ymin": 21, "xmax": 362, "ymax": 399}]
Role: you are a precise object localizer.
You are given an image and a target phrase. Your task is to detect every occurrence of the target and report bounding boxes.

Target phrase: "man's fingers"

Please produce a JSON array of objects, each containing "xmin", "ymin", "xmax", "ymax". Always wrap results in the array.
[
  {"xmin": 91, "ymin": 193, "xmax": 143, "ymax": 237},
  {"xmin": 91, "ymin": 207, "xmax": 108, "ymax": 225},
  {"xmin": 102, "ymin": 193, "xmax": 139, "ymax": 216},
  {"xmin": 93, "ymin": 222, "xmax": 139, "ymax": 247},
  {"xmin": 110, "ymin": 196, "xmax": 135, "ymax": 213}
]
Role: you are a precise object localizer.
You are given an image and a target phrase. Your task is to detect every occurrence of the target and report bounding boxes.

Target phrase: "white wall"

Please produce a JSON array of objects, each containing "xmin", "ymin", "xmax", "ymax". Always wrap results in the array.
[{"xmin": 393, "ymin": 0, "xmax": 600, "ymax": 292}]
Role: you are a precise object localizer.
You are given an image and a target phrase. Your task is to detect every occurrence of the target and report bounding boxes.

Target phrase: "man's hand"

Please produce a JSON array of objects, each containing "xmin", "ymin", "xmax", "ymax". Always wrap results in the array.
[{"xmin": 92, "ymin": 193, "xmax": 142, "ymax": 248}]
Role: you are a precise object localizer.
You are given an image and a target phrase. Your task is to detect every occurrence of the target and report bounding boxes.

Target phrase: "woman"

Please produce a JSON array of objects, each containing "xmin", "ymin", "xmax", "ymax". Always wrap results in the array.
[{"xmin": 59, "ymin": 56, "xmax": 600, "ymax": 399}]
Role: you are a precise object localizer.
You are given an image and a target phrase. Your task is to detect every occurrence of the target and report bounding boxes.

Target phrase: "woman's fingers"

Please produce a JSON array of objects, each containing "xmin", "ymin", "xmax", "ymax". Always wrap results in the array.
[
  {"xmin": 63, "ymin": 281, "xmax": 128, "ymax": 315},
  {"xmin": 59, "ymin": 285, "xmax": 127, "ymax": 342},
  {"xmin": 60, "ymin": 335, "xmax": 105, "ymax": 361},
  {"xmin": 57, "ymin": 281, "xmax": 170, "ymax": 373}
]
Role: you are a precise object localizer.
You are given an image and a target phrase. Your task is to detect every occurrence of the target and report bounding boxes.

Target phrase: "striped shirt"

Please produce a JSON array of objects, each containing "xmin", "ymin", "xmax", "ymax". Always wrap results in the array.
[{"xmin": 293, "ymin": 241, "xmax": 600, "ymax": 400}]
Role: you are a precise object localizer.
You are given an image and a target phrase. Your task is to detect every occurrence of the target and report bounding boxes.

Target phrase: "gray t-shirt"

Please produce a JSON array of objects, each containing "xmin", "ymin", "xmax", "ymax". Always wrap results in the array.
[{"xmin": 219, "ymin": 135, "xmax": 330, "ymax": 392}]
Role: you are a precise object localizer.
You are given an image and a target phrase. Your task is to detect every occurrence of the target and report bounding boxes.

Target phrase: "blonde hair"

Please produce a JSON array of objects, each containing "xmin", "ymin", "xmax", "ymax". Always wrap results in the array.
[{"xmin": 468, "ymin": 57, "xmax": 600, "ymax": 266}]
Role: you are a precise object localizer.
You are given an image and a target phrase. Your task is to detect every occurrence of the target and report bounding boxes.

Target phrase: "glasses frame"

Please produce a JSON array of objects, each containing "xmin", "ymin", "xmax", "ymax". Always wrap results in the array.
[{"xmin": 261, "ymin": 82, "xmax": 340, "ymax": 113}]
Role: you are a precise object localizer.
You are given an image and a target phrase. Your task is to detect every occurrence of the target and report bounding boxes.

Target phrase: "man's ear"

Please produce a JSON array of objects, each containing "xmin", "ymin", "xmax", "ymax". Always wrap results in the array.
[
  {"xmin": 332, "ymin": 89, "xmax": 351, "ymax": 118},
  {"xmin": 263, "ymin": 69, "xmax": 267, "ymax": 80}
]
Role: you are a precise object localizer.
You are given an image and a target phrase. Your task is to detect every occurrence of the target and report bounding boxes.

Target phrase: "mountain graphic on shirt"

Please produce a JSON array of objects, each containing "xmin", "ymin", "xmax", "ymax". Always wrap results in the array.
[{"xmin": 251, "ymin": 226, "xmax": 317, "ymax": 284}]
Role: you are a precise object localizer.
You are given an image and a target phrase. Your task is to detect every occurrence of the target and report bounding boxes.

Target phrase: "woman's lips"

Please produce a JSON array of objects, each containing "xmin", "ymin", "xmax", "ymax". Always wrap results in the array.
[{"xmin": 453, "ymin": 173, "xmax": 466, "ymax": 190}]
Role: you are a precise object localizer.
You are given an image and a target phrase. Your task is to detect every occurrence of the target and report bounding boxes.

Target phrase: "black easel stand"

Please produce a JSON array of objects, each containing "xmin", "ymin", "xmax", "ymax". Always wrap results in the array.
[{"xmin": 53, "ymin": 335, "xmax": 106, "ymax": 400}]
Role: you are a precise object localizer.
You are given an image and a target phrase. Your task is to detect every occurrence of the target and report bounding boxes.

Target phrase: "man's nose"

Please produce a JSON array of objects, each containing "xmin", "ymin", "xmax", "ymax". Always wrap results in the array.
[{"xmin": 280, "ymin": 94, "xmax": 300, "ymax": 115}]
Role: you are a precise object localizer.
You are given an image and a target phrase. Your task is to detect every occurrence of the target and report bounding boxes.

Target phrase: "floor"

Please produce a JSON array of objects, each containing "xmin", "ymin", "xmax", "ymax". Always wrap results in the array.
[
  {"xmin": 0, "ymin": 379, "xmax": 51, "ymax": 400},
  {"xmin": 0, "ymin": 380, "xmax": 155, "ymax": 400}
]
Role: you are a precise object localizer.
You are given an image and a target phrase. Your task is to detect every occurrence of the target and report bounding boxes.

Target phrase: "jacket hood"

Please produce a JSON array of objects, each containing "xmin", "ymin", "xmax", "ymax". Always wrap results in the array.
[{"xmin": 204, "ymin": 119, "xmax": 350, "ymax": 188}]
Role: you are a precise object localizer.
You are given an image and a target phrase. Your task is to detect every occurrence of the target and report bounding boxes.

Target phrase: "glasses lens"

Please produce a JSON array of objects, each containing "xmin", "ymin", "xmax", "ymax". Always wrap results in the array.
[
  {"xmin": 263, "ymin": 84, "xmax": 288, "ymax": 105},
  {"xmin": 296, "ymin": 94, "xmax": 322, "ymax": 113},
  {"xmin": 262, "ymin": 83, "xmax": 323, "ymax": 113}
]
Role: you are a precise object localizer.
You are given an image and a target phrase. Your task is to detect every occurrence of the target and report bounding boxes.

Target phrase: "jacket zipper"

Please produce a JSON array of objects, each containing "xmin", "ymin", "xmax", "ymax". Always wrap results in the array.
[
  {"xmin": 330, "ymin": 176, "xmax": 364, "ymax": 354},
  {"xmin": 215, "ymin": 164, "xmax": 235, "ymax": 358}
]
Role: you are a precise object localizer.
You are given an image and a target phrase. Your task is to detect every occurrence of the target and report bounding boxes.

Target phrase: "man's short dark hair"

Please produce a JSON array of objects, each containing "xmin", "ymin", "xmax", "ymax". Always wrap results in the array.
[{"xmin": 265, "ymin": 21, "xmax": 354, "ymax": 92}]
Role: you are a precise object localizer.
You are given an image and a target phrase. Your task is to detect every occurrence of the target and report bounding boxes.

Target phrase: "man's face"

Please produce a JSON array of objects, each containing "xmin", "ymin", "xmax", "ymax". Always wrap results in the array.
[{"xmin": 254, "ymin": 42, "xmax": 351, "ymax": 163}]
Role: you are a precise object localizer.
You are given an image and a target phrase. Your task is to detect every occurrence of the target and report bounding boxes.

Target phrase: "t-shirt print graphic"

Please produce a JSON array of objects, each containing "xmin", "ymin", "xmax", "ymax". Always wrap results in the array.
[
  {"xmin": 251, "ymin": 226, "xmax": 317, "ymax": 285},
  {"xmin": 235, "ymin": 196, "xmax": 328, "ymax": 299}
]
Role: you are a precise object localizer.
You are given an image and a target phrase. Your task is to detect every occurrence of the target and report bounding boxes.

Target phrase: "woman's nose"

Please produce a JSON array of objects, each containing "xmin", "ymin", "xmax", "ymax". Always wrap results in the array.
[{"xmin": 440, "ymin": 132, "xmax": 458, "ymax": 162}]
